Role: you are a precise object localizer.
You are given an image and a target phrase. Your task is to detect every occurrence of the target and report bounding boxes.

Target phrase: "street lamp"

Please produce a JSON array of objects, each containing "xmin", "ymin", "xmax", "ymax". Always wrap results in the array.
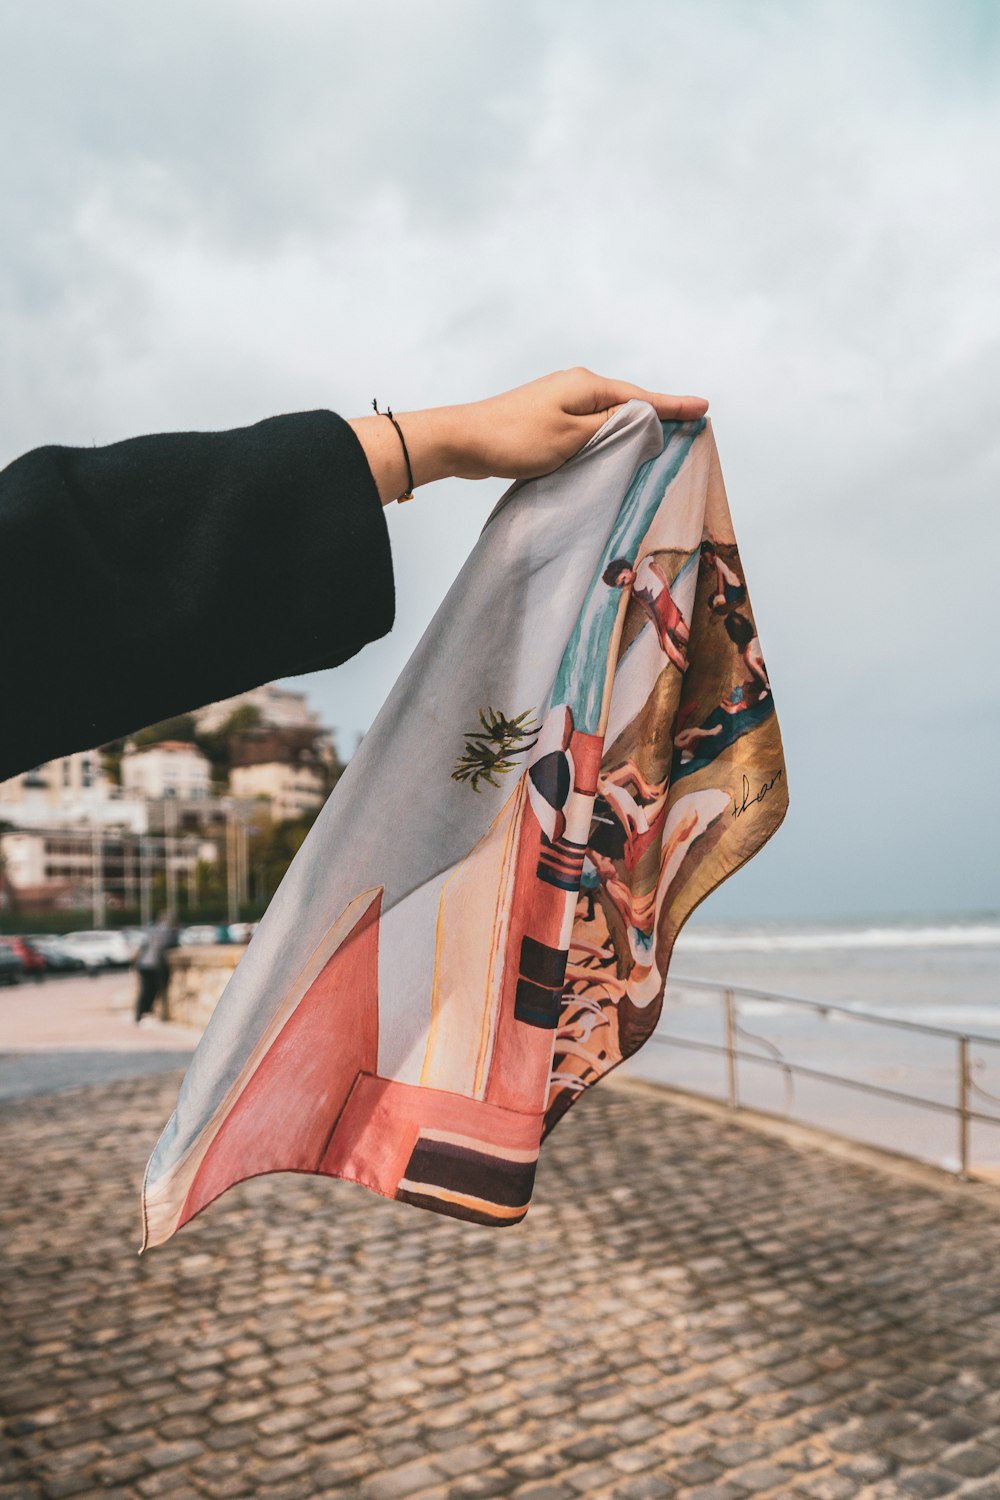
[
  {"xmin": 90, "ymin": 821, "xmax": 106, "ymax": 929},
  {"xmin": 224, "ymin": 799, "xmax": 238, "ymax": 926},
  {"xmin": 164, "ymin": 796, "xmax": 178, "ymax": 923}
]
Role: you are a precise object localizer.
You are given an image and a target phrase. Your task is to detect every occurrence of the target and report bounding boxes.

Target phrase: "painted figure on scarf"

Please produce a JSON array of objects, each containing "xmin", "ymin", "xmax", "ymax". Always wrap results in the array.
[
  {"xmin": 725, "ymin": 610, "xmax": 771, "ymax": 699},
  {"xmin": 602, "ymin": 555, "xmax": 691, "ymax": 671},
  {"xmin": 702, "ymin": 537, "xmax": 747, "ymax": 613}
]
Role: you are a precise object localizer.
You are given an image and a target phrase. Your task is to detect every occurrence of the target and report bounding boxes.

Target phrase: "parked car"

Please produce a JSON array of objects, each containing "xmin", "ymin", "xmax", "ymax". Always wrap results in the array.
[
  {"xmin": 30, "ymin": 936, "xmax": 86, "ymax": 974},
  {"xmin": 224, "ymin": 922, "xmax": 258, "ymax": 944},
  {"xmin": 178, "ymin": 924, "xmax": 230, "ymax": 947},
  {"xmin": 117, "ymin": 927, "xmax": 146, "ymax": 963},
  {"xmin": 0, "ymin": 945, "xmax": 23, "ymax": 986},
  {"xmin": 58, "ymin": 929, "xmax": 134, "ymax": 971},
  {"xmin": 0, "ymin": 935, "xmax": 47, "ymax": 980}
]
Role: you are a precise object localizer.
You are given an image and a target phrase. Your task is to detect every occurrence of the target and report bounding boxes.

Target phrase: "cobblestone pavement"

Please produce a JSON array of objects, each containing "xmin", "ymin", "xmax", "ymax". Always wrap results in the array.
[{"xmin": 2, "ymin": 1071, "xmax": 1000, "ymax": 1500}]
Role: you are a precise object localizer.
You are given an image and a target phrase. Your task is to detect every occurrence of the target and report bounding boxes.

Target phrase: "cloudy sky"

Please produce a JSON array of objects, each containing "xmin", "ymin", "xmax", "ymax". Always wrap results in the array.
[{"xmin": 2, "ymin": 0, "xmax": 996, "ymax": 920}]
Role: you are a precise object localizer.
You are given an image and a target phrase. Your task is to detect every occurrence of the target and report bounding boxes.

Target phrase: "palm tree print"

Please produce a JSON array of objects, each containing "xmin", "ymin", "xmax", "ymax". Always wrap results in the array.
[{"xmin": 452, "ymin": 706, "xmax": 541, "ymax": 792}]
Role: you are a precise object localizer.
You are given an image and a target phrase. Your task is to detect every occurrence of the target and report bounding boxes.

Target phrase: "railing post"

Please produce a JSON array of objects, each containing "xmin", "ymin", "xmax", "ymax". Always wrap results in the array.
[
  {"xmin": 724, "ymin": 988, "xmax": 739, "ymax": 1110},
  {"xmin": 958, "ymin": 1036, "xmax": 970, "ymax": 1180}
]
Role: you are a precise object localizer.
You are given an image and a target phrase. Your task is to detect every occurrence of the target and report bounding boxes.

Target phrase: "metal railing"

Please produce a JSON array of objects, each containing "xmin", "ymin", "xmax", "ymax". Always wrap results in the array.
[{"xmin": 649, "ymin": 976, "xmax": 1000, "ymax": 1181}]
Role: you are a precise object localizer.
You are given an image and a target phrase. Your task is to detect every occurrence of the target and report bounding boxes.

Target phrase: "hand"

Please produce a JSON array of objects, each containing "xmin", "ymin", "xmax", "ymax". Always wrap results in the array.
[
  {"xmin": 348, "ymin": 368, "xmax": 709, "ymax": 505},
  {"xmin": 445, "ymin": 368, "xmax": 709, "ymax": 480}
]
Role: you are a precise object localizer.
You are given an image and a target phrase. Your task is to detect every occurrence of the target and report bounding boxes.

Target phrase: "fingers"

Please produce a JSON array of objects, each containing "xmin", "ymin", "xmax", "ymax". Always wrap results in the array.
[
  {"xmin": 648, "ymin": 392, "xmax": 710, "ymax": 420},
  {"xmin": 574, "ymin": 404, "xmax": 623, "ymax": 443},
  {"xmin": 598, "ymin": 380, "xmax": 709, "ymax": 421},
  {"xmin": 566, "ymin": 368, "xmax": 709, "ymax": 421}
]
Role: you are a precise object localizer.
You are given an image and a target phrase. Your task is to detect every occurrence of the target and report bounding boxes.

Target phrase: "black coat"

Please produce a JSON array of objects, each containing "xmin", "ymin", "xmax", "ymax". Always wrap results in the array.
[{"xmin": 0, "ymin": 411, "xmax": 395, "ymax": 781}]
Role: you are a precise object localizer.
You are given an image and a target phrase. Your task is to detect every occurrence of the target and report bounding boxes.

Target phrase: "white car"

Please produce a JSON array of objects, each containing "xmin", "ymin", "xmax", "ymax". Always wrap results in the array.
[
  {"xmin": 117, "ymin": 927, "xmax": 146, "ymax": 962},
  {"xmin": 178, "ymin": 924, "xmax": 227, "ymax": 947},
  {"xmin": 225, "ymin": 922, "xmax": 257, "ymax": 944},
  {"xmin": 59, "ymin": 929, "xmax": 135, "ymax": 971}
]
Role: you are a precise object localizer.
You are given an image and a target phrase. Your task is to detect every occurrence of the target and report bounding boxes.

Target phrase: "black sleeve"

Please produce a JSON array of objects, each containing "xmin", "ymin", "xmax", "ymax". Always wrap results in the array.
[{"xmin": 0, "ymin": 409, "xmax": 395, "ymax": 781}]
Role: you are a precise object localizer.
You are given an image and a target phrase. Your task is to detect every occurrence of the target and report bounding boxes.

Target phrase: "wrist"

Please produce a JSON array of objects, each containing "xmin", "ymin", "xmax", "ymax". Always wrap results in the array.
[
  {"xmin": 347, "ymin": 404, "xmax": 465, "ymax": 505},
  {"xmin": 396, "ymin": 405, "xmax": 463, "ymax": 488},
  {"xmin": 346, "ymin": 413, "xmax": 408, "ymax": 506}
]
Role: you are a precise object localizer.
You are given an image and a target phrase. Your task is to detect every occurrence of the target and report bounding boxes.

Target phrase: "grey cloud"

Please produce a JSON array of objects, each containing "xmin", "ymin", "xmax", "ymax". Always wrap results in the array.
[
  {"xmin": 0, "ymin": 0, "xmax": 544, "ymax": 253},
  {"xmin": 1, "ymin": 0, "xmax": 996, "ymax": 916}
]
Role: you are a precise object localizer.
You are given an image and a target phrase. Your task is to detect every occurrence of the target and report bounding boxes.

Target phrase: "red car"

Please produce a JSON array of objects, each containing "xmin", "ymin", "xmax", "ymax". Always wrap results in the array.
[{"xmin": 0, "ymin": 936, "xmax": 47, "ymax": 979}]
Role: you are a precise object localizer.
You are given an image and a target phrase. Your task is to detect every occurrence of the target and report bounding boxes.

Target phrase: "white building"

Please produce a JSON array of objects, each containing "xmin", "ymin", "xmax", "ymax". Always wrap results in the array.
[
  {"xmin": 0, "ymin": 747, "xmax": 107, "ymax": 802},
  {"xmin": 0, "ymin": 826, "xmax": 215, "ymax": 913},
  {"xmin": 121, "ymin": 740, "xmax": 212, "ymax": 801},
  {"xmin": 194, "ymin": 681, "xmax": 337, "ymax": 766},
  {"xmin": 195, "ymin": 682, "xmax": 320, "ymax": 735},
  {"xmin": 229, "ymin": 760, "xmax": 326, "ymax": 821},
  {"xmin": 0, "ymin": 750, "xmax": 147, "ymax": 832}
]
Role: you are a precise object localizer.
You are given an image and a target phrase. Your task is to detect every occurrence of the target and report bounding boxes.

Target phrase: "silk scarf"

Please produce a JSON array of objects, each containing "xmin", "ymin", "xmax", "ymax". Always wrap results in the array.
[{"xmin": 141, "ymin": 401, "xmax": 788, "ymax": 1249}]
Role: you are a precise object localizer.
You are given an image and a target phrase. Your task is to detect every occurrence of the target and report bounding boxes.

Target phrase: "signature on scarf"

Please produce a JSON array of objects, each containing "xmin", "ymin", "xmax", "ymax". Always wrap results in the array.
[{"xmin": 732, "ymin": 768, "xmax": 784, "ymax": 819}]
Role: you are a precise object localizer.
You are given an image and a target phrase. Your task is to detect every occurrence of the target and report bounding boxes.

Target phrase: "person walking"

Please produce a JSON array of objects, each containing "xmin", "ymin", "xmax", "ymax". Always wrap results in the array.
[{"xmin": 134, "ymin": 910, "xmax": 178, "ymax": 1024}]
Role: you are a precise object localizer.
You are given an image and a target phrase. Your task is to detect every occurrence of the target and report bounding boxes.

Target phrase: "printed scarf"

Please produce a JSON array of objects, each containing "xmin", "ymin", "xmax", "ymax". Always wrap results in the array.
[{"xmin": 141, "ymin": 401, "xmax": 788, "ymax": 1248}]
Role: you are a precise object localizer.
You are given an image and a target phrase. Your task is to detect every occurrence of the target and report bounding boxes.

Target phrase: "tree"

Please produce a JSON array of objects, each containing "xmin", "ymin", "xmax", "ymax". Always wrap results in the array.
[
  {"xmin": 452, "ymin": 707, "xmax": 540, "ymax": 792},
  {"xmin": 132, "ymin": 713, "xmax": 198, "ymax": 747},
  {"xmin": 248, "ymin": 809, "xmax": 320, "ymax": 906},
  {"xmin": 196, "ymin": 704, "xmax": 263, "ymax": 780}
]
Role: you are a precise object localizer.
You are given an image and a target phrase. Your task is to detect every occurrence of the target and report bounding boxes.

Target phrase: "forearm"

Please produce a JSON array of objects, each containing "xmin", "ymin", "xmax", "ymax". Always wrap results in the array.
[{"xmin": 0, "ymin": 411, "xmax": 394, "ymax": 780}]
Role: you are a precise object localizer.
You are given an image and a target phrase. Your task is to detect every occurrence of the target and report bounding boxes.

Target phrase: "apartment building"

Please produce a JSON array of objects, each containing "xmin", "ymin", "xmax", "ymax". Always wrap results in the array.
[
  {"xmin": 0, "ymin": 750, "xmax": 146, "ymax": 831},
  {"xmin": 121, "ymin": 740, "xmax": 212, "ymax": 801}
]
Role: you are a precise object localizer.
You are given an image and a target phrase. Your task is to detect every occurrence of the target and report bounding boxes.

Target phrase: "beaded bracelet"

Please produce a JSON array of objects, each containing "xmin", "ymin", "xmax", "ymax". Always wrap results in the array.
[{"xmin": 372, "ymin": 398, "xmax": 414, "ymax": 503}]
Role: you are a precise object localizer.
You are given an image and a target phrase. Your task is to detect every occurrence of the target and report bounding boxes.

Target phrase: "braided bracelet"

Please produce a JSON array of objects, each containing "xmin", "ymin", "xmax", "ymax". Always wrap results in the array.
[{"xmin": 372, "ymin": 398, "xmax": 414, "ymax": 503}]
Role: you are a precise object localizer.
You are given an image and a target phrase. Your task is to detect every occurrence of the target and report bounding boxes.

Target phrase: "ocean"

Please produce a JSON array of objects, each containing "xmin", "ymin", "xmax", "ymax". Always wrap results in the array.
[{"xmin": 619, "ymin": 916, "xmax": 1000, "ymax": 1177}]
